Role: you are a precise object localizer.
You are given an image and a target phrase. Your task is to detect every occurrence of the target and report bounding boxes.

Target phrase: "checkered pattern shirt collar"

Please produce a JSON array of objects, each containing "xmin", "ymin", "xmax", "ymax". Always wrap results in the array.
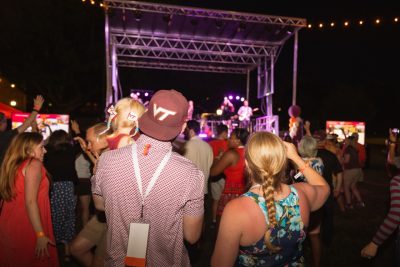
[{"xmin": 137, "ymin": 134, "xmax": 173, "ymax": 151}]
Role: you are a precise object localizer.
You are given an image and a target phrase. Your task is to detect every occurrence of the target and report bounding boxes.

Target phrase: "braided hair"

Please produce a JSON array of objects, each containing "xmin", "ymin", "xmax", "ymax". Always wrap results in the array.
[{"xmin": 245, "ymin": 132, "xmax": 287, "ymax": 252}]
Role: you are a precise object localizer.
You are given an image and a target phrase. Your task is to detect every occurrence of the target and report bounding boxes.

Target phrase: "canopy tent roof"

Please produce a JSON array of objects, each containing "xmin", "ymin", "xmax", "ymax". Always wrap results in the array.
[
  {"xmin": 105, "ymin": 0, "xmax": 307, "ymax": 74},
  {"xmin": 0, "ymin": 102, "xmax": 23, "ymax": 119}
]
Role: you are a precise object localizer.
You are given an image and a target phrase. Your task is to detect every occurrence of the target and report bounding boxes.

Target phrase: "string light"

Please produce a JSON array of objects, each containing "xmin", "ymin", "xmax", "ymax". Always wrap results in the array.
[
  {"xmin": 11, "ymin": 84, "xmax": 15, "ymax": 88},
  {"xmin": 307, "ymin": 16, "xmax": 400, "ymax": 30},
  {"xmin": 90, "ymin": 0, "xmax": 95, "ymax": 4}
]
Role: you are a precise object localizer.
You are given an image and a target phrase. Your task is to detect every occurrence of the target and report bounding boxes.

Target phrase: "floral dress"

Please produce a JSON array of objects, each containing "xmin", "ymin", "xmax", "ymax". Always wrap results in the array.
[{"xmin": 236, "ymin": 186, "xmax": 306, "ymax": 267}]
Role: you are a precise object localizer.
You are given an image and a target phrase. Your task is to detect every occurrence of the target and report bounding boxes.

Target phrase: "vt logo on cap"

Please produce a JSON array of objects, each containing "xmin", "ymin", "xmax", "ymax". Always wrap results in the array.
[
  {"xmin": 138, "ymin": 89, "xmax": 189, "ymax": 141},
  {"xmin": 153, "ymin": 104, "xmax": 177, "ymax": 121}
]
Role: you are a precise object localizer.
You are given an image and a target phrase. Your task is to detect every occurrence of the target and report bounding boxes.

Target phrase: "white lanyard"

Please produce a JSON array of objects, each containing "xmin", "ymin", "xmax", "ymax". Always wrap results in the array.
[{"xmin": 132, "ymin": 143, "xmax": 172, "ymax": 218}]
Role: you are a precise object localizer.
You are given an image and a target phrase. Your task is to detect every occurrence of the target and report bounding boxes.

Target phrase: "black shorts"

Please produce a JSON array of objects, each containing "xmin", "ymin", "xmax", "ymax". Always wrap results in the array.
[{"xmin": 75, "ymin": 178, "xmax": 91, "ymax": 196}]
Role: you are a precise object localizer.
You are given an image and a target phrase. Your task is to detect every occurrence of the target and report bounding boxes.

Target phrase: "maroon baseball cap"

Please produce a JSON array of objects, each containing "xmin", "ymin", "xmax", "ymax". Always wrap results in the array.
[{"xmin": 138, "ymin": 89, "xmax": 188, "ymax": 141}]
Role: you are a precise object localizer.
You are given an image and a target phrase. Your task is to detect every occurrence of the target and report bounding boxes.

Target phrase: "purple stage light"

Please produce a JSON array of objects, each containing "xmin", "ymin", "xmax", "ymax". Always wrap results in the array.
[
  {"xmin": 236, "ymin": 96, "xmax": 240, "ymax": 100},
  {"xmin": 136, "ymin": 92, "xmax": 141, "ymax": 96},
  {"xmin": 144, "ymin": 92, "xmax": 149, "ymax": 97},
  {"xmin": 228, "ymin": 95, "xmax": 233, "ymax": 100}
]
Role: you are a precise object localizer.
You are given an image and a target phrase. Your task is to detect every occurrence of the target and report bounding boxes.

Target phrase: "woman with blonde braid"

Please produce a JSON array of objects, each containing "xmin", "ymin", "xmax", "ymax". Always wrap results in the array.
[{"xmin": 211, "ymin": 132, "xmax": 329, "ymax": 267}]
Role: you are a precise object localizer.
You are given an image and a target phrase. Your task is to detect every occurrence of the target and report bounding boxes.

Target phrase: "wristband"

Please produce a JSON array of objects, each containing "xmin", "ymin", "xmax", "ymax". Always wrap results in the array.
[
  {"xmin": 36, "ymin": 231, "xmax": 45, "ymax": 238},
  {"xmin": 32, "ymin": 108, "xmax": 40, "ymax": 113}
]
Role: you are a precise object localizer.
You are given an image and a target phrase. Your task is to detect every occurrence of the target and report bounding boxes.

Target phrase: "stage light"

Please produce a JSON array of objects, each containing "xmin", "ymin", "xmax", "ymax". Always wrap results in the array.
[
  {"xmin": 318, "ymin": 23, "xmax": 323, "ymax": 28},
  {"xmin": 375, "ymin": 19, "xmax": 380, "ymax": 24},
  {"xmin": 144, "ymin": 92, "xmax": 149, "ymax": 97},
  {"xmin": 344, "ymin": 21, "xmax": 349, "ymax": 27},
  {"xmin": 395, "ymin": 18, "xmax": 399, "ymax": 22},
  {"xmin": 133, "ymin": 10, "xmax": 142, "ymax": 22},
  {"xmin": 198, "ymin": 133, "xmax": 207, "ymax": 138},
  {"xmin": 241, "ymin": 97, "xmax": 245, "ymax": 102},
  {"xmin": 359, "ymin": 20, "xmax": 364, "ymax": 25},
  {"xmin": 10, "ymin": 100, "xmax": 17, "ymax": 107},
  {"xmin": 330, "ymin": 22, "xmax": 335, "ymax": 27},
  {"xmin": 236, "ymin": 96, "xmax": 240, "ymax": 100},
  {"xmin": 215, "ymin": 20, "xmax": 224, "ymax": 30},
  {"xmin": 136, "ymin": 92, "xmax": 140, "ymax": 96},
  {"xmin": 216, "ymin": 109, "xmax": 223, "ymax": 116},
  {"xmin": 100, "ymin": 3, "xmax": 104, "ymax": 7},
  {"xmin": 238, "ymin": 22, "xmax": 247, "ymax": 32},
  {"xmin": 163, "ymin": 14, "xmax": 172, "ymax": 26},
  {"xmin": 90, "ymin": 0, "xmax": 95, "ymax": 5},
  {"xmin": 228, "ymin": 95, "xmax": 233, "ymax": 100},
  {"xmin": 11, "ymin": 84, "xmax": 15, "ymax": 88},
  {"xmin": 82, "ymin": 0, "xmax": 86, "ymax": 2},
  {"xmin": 307, "ymin": 24, "xmax": 312, "ymax": 28},
  {"xmin": 130, "ymin": 93, "xmax": 135, "ymax": 98}
]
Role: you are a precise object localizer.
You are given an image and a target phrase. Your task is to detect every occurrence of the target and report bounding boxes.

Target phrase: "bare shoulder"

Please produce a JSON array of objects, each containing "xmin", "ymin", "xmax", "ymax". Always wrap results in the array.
[
  {"xmin": 23, "ymin": 159, "xmax": 43, "ymax": 176},
  {"xmin": 223, "ymin": 195, "xmax": 256, "ymax": 216},
  {"xmin": 26, "ymin": 158, "xmax": 43, "ymax": 170}
]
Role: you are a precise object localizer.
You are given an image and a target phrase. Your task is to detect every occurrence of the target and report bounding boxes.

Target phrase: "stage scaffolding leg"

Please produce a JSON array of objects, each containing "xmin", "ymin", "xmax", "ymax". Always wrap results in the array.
[
  {"xmin": 104, "ymin": 10, "xmax": 113, "ymax": 107},
  {"xmin": 246, "ymin": 69, "xmax": 250, "ymax": 102},
  {"xmin": 111, "ymin": 44, "xmax": 118, "ymax": 101},
  {"xmin": 292, "ymin": 31, "xmax": 299, "ymax": 106}
]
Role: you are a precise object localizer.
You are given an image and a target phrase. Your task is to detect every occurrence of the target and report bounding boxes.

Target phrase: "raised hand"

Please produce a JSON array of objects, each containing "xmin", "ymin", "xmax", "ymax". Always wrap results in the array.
[
  {"xmin": 33, "ymin": 95, "xmax": 44, "ymax": 111},
  {"xmin": 389, "ymin": 128, "xmax": 397, "ymax": 142},
  {"xmin": 70, "ymin": 120, "xmax": 80, "ymax": 134},
  {"xmin": 283, "ymin": 141, "xmax": 300, "ymax": 162}
]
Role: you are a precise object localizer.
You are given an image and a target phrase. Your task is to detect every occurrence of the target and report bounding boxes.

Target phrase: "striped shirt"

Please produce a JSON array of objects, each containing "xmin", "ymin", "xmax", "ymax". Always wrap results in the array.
[
  {"xmin": 372, "ymin": 175, "xmax": 400, "ymax": 245},
  {"xmin": 92, "ymin": 134, "xmax": 204, "ymax": 267}
]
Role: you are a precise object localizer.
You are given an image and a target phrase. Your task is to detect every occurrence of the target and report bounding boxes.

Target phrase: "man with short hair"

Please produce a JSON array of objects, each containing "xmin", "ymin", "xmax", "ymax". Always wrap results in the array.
[
  {"xmin": 92, "ymin": 90, "xmax": 204, "ymax": 267},
  {"xmin": 183, "ymin": 120, "xmax": 213, "ymax": 196},
  {"xmin": 0, "ymin": 95, "xmax": 44, "ymax": 164}
]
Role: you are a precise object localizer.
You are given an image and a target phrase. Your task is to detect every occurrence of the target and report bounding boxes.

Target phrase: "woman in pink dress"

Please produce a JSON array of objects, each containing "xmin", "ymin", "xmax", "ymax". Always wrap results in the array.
[{"xmin": 0, "ymin": 132, "xmax": 59, "ymax": 267}]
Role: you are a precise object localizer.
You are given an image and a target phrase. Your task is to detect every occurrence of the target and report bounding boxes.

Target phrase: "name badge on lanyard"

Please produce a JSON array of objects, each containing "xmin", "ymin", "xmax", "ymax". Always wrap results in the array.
[{"xmin": 125, "ymin": 143, "xmax": 172, "ymax": 267}]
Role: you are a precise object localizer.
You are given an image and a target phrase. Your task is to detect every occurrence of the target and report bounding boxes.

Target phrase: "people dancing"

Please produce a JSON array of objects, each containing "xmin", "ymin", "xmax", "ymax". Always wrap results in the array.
[
  {"xmin": 211, "ymin": 132, "xmax": 329, "ymax": 267},
  {"xmin": 0, "ymin": 132, "xmax": 59, "ymax": 267}
]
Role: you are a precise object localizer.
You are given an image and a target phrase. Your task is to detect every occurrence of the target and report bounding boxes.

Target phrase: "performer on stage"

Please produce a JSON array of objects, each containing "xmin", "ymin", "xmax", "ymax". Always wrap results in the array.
[
  {"xmin": 220, "ymin": 97, "xmax": 235, "ymax": 120},
  {"xmin": 237, "ymin": 100, "xmax": 256, "ymax": 131}
]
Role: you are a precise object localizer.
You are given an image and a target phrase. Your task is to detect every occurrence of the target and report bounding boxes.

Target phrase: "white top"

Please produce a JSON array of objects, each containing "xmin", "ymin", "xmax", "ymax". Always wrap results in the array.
[
  {"xmin": 184, "ymin": 136, "xmax": 213, "ymax": 194},
  {"xmin": 75, "ymin": 154, "xmax": 91, "ymax": 178}
]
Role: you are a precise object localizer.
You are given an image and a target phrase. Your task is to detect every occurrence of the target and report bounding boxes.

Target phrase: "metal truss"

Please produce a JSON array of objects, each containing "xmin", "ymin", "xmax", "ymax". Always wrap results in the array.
[
  {"xmin": 112, "ymin": 34, "xmax": 278, "ymax": 67},
  {"xmin": 104, "ymin": 0, "xmax": 307, "ymax": 27},
  {"xmin": 118, "ymin": 60, "xmax": 248, "ymax": 74}
]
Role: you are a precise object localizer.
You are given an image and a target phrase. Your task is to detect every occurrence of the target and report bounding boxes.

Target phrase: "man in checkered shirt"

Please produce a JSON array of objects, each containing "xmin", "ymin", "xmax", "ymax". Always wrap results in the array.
[{"xmin": 92, "ymin": 90, "xmax": 204, "ymax": 266}]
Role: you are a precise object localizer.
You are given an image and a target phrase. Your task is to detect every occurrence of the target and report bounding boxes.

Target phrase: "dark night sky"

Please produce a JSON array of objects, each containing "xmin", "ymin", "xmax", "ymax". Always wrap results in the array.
[{"xmin": 0, "ymin": 1, "xmax": 399, "ymax": 136}]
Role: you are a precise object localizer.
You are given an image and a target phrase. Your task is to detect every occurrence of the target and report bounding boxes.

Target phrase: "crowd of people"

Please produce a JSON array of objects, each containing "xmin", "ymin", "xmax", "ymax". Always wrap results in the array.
[{"xmin": 0, "ymin": 91, "xmax": 398, "ymax": 267}]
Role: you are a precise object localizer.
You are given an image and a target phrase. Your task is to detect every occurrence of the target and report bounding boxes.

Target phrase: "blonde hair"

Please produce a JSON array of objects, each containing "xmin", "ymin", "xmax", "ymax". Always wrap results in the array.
[
  {"xmin": 0, "ymin": 132, "xmax": 43, "ymax": 201},
  {"xmin": 245, "ymin": 131, "xmax": 287, "ymax": 252},
  {"xmin": 111, "ymin": 98, "xmax": 145, "ymax": 132}
]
